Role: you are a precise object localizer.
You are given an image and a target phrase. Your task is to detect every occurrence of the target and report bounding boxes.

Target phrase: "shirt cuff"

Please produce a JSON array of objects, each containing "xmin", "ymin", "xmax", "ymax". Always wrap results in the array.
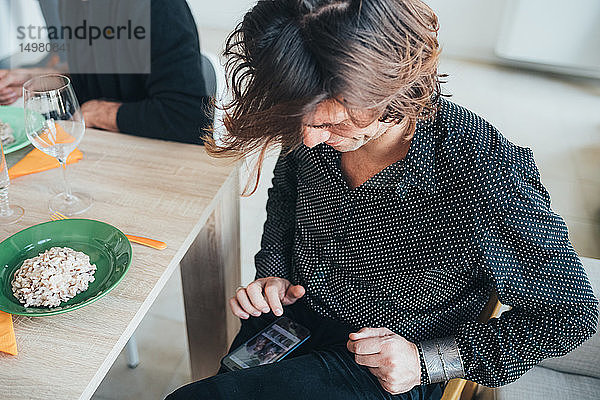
[
  {"xmin": 418, "ymin": 337, "xmax": 465, "ymax": 383},
  {"xmin": 416, "ymin": 342, "xmax": 430, "ymax": 385}
]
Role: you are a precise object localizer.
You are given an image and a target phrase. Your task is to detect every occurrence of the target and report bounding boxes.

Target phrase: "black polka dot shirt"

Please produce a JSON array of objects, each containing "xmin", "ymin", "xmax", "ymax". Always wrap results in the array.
[{"xmin": 254, "ymin": 97, "xmax": 599, "ymax": 387}]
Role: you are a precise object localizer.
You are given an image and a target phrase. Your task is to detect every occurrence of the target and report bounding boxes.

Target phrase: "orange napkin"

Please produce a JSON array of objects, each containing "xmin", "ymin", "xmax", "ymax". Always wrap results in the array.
[
  {"xmin": 8, "ymin": 148, "xmax": 83, "ymax": 179},
  {"xmin": 0, "ymin": 311, "xmax": 17, "ymax": 356},
  {"xmin": 8, "ymin": 121, "xmax": 83, "ymax": 179}
]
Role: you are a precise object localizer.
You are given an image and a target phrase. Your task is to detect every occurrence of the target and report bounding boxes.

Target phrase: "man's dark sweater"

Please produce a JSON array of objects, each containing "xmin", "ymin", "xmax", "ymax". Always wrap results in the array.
[{"xmin": 66, "ymin": 0, "xmax": 210, "ymax": 145}]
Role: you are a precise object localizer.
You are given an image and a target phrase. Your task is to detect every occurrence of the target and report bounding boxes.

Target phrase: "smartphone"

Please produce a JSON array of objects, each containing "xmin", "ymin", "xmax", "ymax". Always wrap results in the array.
[{"xmin": 221, "ymin": 316, "xmax": 311, "ymax": 371}]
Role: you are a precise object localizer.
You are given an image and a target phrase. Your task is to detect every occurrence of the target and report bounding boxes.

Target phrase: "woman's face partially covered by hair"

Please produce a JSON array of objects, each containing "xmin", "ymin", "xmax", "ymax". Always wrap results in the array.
[
  {"xmin": 303, "ymin": 99, "xmax": 392, "ymax": 152},
  {"xmin": 208, "ymin": 0, "xmax": 443, "ymax": 193}
]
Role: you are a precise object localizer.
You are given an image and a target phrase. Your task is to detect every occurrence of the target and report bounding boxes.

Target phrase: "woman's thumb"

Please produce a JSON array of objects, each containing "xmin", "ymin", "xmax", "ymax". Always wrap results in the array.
[{"xmin": 285, "ymin": 284, "xmax": 305, "ymax": 301}]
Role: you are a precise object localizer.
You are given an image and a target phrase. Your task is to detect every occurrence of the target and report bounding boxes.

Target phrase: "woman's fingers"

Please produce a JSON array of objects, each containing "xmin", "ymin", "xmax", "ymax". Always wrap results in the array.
[
  {"xmin": 264, "ymin": 280, "xmax": 284, "ymax": 316},
  {"xmin": 282, "ymin": 284, "xmax": 305, "ymax": 305},
  {"xmin": 246, "ymin": 280, "xmax": 270, "ymax": 313},
  {"xmin": 235, "ymin": 287, "xmax": 262, "ymax": 317},
  {"xmin": 347, "ymin": 337, "xmax": 384, "ymax": 355},
  {"xmin": 354, "ymin": 353, "xmax": 381, "ymax": 368},
  {"xmin": 349, "ymin": 327, "xmax": 392, "ymax": 341},
  {"xmin": 229, "ymin": 277, "xmax": 296, "ymax": 318},
  {"xmin": 229, "ymin": 297, "xmax": 249, "ymax": 319}
]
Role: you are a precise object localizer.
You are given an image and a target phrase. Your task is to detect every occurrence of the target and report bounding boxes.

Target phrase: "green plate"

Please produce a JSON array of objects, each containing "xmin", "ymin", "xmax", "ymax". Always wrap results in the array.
[
  {"xmin": 0, "ymin": 219, "xmax": 132, "ymax": 316},
  {"xmin": 0, "ymin": 106, "xmax": 31, "ymax": 154}
]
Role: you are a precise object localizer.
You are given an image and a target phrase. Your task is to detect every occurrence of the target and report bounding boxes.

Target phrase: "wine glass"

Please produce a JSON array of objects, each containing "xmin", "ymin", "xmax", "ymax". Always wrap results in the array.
[
  {"xmin": 0, "ymin": 141, "xmax": 24, "ymax": 224},
  {"xmin": 23, "ymin": 74, "xmax": 92, "ymax": 216}
]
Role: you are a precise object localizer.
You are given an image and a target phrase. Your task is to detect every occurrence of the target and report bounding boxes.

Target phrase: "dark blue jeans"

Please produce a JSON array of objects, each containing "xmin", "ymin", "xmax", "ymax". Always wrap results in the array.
[{"xmin": 166, "ymin": 301, "xmax": 443, "ymax": 400}]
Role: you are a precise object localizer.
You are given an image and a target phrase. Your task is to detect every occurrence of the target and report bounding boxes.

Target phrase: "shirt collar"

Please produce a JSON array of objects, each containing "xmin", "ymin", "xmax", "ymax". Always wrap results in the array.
[
  {"xmin": 314, "ymin": 111, "xmax": 439, "ymax": 195},
  {"xmin": 398, "ymin": 117, "xmax": 437, "ymax": 194}
]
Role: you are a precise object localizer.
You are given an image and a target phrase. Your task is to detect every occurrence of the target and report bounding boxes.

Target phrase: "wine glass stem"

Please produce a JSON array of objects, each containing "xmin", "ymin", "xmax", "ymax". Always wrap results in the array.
[
  {"xmin": 58, "ymin": 159, "xmax": 73, "ymax": 201},
  {"xmin": 0, "ymin": 187, "xmax": 13, "ymax": 217}
]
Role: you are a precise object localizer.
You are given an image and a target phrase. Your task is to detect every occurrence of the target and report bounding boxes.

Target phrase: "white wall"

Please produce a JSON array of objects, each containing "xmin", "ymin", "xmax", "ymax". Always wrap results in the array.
[
  {"xmin": 187, "ymin": 0, "xmax": 255, "ymax": 31},
  {"xmin": 425, "ymin": 0, "xmax": 507, "ymax": 61},
  {"xmin": 427, "ymin": 0, "xmax": 600, "ymax": 78},
  {"xmin": 496, "ymin": 0, "xmax": 600, "ymax": 78},
  {"xmin": 187, "ymin": 0, "xmax": 507, "ymax": 54},
  {"xmin": 0, "ymin": 0, "xmax": 48, "ymax": 64}
]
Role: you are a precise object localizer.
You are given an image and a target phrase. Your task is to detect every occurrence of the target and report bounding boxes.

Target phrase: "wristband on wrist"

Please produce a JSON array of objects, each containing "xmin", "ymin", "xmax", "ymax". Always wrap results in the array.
[{"xmin": 419, "ymin": 337, "xmax": 465, "ymax": 383}]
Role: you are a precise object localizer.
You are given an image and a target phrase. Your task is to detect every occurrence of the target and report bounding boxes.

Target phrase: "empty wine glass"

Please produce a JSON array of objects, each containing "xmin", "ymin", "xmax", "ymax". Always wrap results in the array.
[
  {"xmin": 0, "ymin": 141, "xmax": 24, "ymax": 224},
  {"xmin": 23, "ymin": 74, "xmax": 92, "ymax": 216}
]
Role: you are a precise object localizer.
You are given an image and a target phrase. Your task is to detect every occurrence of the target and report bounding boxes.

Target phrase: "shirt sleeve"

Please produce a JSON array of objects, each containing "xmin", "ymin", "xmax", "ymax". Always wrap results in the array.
[
  {"xmin": 454, "ymin": 147, "xmax": 599, "ymax": 387},
  {"xmin": 116, "ymin": 0, "xmax": 210, "ymax": 144},
  {"xmin": 254, "ymin": 150, "xmax": 299, "ymax": 280}
]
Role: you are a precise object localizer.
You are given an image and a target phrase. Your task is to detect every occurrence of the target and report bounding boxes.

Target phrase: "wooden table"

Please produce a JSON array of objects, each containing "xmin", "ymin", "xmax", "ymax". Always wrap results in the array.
[{"xmin": 0, "ymin": 129, "xmax": 241, "ymax": 399}]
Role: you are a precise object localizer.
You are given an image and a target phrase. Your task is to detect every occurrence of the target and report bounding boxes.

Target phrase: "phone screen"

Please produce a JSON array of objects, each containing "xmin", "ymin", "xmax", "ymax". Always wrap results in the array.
[{"xmin": 222, "ymin": 317, "xmax": 310, "ymax": 370}]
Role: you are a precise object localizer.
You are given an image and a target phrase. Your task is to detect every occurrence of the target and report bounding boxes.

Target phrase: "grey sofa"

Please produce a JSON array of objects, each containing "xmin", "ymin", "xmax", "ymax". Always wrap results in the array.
[{"xmin": 489, "ymin": 257, "xmax": 600, "ymax": 400}]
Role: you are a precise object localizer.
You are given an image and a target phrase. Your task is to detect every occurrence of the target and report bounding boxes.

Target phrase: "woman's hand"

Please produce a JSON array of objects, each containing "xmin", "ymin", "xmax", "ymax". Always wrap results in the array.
[
  {"xmin": 347, "ymin": 327, "xmax": 421, "ymax": 395},
  {"xmin": 230, "ymin": 277, "xmax": 305, "ymax": 319}
]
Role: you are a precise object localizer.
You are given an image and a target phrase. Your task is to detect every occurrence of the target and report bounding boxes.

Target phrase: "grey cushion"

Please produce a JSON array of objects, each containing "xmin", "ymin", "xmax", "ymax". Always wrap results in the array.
[
  {"xmin": 494, "ymin": 365, "xmax": 600, "ymax": 400},
  {"xmin": 538, "ymin": 261, "xmax": 600, "ymax": 379}
]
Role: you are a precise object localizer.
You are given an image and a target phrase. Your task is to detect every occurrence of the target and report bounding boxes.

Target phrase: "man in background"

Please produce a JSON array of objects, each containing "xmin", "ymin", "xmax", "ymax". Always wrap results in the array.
[{"xmin": 0, "ymin": 0, "xmax": 210, "ymax": 145}]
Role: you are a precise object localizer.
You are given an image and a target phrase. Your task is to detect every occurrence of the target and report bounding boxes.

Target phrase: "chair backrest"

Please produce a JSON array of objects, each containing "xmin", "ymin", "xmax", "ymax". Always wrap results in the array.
[
  {"xmin": 201, "ymin": 54, "xmax": 217, "ymax": 99},
  {"xmin": 200, "ymin": 52, "xmax": 227, "ymax": 144}
]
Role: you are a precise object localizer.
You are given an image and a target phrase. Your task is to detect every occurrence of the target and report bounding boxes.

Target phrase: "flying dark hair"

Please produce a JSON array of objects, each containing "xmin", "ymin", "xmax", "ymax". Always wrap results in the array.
[{"xmin": 206, "ymin": 0, "xmax": 444, "ymax": 193}]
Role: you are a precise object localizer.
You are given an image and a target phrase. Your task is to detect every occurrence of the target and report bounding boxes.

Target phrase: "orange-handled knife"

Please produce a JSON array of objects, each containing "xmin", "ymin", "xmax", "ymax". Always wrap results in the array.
[
  {"xmin": 125, "ymin": 235, "xmax": 167, "ymax": 250},
  {"xmin": 50, "ymin": 212, "xmax": 167, "ymax": 250}
]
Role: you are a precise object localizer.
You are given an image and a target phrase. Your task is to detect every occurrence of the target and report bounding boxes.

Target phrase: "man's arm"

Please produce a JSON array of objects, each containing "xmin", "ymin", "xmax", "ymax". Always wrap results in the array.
[{"xmin": 115, "ymin": 0, "xmax": 210, "ymax": 144}]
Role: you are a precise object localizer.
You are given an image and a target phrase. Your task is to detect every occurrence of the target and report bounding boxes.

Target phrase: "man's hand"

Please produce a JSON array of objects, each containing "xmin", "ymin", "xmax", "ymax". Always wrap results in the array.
[
  {"xmin": 230, "ymin": 277, "xmax": 305, "ymax": 319},
  {"xmin": 347, "ymin": 327, "xmax": 421, "ymax": 395},
  {"xmin": 81, "ymin": 99, "xmax": 121, "ymax": 132}
]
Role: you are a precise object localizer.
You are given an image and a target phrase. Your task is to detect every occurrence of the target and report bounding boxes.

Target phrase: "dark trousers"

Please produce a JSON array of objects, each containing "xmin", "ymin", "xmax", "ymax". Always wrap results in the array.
[{"xmin": 166, "ymin": 301, "xmax": 443, "ymax": 400}]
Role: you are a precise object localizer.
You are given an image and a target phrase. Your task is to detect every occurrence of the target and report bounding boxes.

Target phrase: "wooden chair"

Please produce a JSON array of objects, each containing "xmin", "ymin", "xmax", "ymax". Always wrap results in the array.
[{"xmin": 441, "ymin": 293, "xmax": 503, "ymax": 400}]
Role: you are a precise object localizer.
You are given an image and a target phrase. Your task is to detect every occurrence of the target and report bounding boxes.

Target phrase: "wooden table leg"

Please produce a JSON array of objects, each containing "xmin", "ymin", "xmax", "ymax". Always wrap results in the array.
[{"xmin": 180, "ymin": 169, "xmax": 241, "ymax": 380}]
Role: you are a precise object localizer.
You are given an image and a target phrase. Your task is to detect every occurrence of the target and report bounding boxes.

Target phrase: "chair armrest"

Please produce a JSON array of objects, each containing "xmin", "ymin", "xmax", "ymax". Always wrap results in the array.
[{"xmin": 441, "ymin": 379, "xmax": 467, "ymax": 400}]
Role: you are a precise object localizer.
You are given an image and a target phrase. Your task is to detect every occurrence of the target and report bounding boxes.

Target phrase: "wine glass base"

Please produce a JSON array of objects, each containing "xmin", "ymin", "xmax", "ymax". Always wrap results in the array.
[
  {"xmin": 0, "ymin": 205, "xmax": 24, "ymax": 225},
  {"xmin": 49, "ymin": 192, "xmax": 93, "ymax": 216}
]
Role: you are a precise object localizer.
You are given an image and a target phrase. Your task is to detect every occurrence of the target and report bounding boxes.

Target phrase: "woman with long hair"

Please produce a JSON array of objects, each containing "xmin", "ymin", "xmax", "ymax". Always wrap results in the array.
[{"xmin": 168, "ymin": 1, "xmax": 598, "ymax": 399}]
